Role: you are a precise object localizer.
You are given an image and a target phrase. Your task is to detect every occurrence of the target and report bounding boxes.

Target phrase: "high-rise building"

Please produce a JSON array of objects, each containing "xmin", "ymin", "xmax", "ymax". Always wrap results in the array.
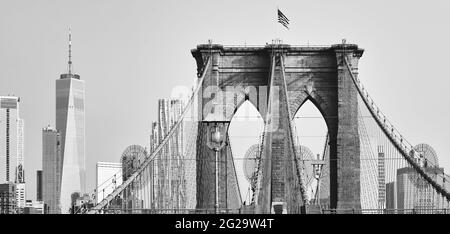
[
  {"xmin": 157, "ymin": 99, "xmax": 170, "ymax": 141},
  {"xmin": 15, "ymin": 183, "xmax": 25, "ymax": 213},
  {"xmin": 24, "ymin": 200, "xmax": 44, "ymax": 214},
  {"xmin": 16, "ymin": 118, "xmax": 24, "ymax": 183},
  {"xmin": 0, "ymin": 183, "xmax": 16, "ymax": 214},
  {"xmin": 394, "ymin": 144, "xmax": 445, "ymax": 213},
  {"xmin": 151, "ymin": 99, "xmax": 185, "ymax": 209},
  {"xmin": 56, "ymin": 29, "xmax": 86, "ymax": 213},
  {"xmin": 16, "ymin": 118, "xmax": 25, "ymax": 213},
  {"xmin": 150, "ymin": 121, "xmax": 159, "ymax": 153},
  {"xmin": 0, "ymin": 96, "xmax": 25, "ymax": 213},
  {"xmin": 377, "ymin": 146, "xmax": 386, "ymax": 210},
  {"xmin": 42, "ymin": 126, "xmax": 62, "ymax": 214},
  {"xmin": 36, "ymin": 170, "xmax": 43, "ymax": 202},
  {"xmin": 0, "ymin": 96, "xmax": 22, "ymax": 183},
  {"xmin": 396, "ymin": 166, "xmax": 444, "ymax": 213},
  {"xmin": 385, "ymin": 181, "xmax": 397, "ymax": 213},
  {"xmin": 155, "ymin": 99, "xmax": 170, "ymax": 209},
  {"xmin": 149, "ymin": 121, "xmax": 159, "ymax": 209},
  {"xmin": 96, "ymin": 162, "xmax": 122, "ymax": 204}
]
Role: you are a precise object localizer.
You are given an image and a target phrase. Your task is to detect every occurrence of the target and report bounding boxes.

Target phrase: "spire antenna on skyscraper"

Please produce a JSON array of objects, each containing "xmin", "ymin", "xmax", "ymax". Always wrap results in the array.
[
  {"xmin": 60, "ymin": 27, "xmax": 79, "ymax": 80},
  {"xmin": 68, "ymin": 26, "xmax": 72, "ymax": 75}
]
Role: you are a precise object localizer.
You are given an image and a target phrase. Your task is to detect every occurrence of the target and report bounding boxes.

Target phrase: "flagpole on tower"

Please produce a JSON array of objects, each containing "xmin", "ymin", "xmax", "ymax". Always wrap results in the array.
[
  {"xmin": 273, "ymin": 5, "xmax": 277, "ymax": 44},
  {"xmin": 276, "ymin": 5, "xmax": 280, "ymax": 43},
  {"xmin": 276, "ymin": 7, "xmax": 290, "ymax": 44}
]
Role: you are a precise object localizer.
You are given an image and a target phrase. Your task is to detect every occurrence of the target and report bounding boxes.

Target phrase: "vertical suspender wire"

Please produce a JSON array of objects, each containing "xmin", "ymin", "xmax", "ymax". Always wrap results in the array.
[
  {"xmin": 431, "ymin": 177, "xmax": 434, "ymax": 213},
  {"xmin": 147, "ymin": 165, "xmax": 151, "ymax": 211},
  {"xmin": 137, "ymin": 173, "xmax": 140, "ymax": 212},
  {"xmin": 143, "ymin": 167, "xmax": 147, "ymax": 211},
  {"xmin": 133, "ymin": 180, "xmax": 136, "ymax": 213},
  {"xmin": 142, "ymin": 167, "xmax": 146, "ymax": 211},
  {"xmin": 129, "ymin": 181, "xmax": 132, "ymax": 213},
  {"xmin": 150, "ymin": 154, "xmax": 153, "ymax": 211},
  {"xmin": 388, "ymin": 124, "xmax": 392, "ymax": 207},
  {"xmin": 410, "ymin": 153, "xmax": 414, "ymax": 212},
  {"xmin": 150, "ymin": 159, "xmax": 154, "ymax": 210},
  {"xmin": 406, "ymin": 149, "xmax": 410, "ymax": 212},
  {"xmin": 135, "ymin": 174, "xmax": 139, "ymax": 212},
  {"xmin": 379, "ymin": 114, "xmax": 384, "ymax": 212},
  {"xmin": 380, "ymin": 115, "xmax": 386, "ymax": 213},
  {"xmin": 144, "ymin": 164, "xmax": 147, "ymax": 211},
  {"xmin": 400, "ymin": 145, "xmax": 403, "ymax": 212},
  {"xmin": 122, "ymin": 184, "xmax": 125, "ymax": 212},
  {"xmin": 387, "ymin": 122, "xmax": 392, "ymax": 212},
  {"xmin": 135, "ymin": 179, "xmax": 138, "ymax": 213},
  {"xmin": 124, "ymin": 184, "xmax": 127, "ymax": 212},
  {"xmin": 147, "ymin": 165, "xmax": 151, "ymax": 210},
  {"xmin": 404, "ymin": 150, "xmax": 411, "ymax": 213},
  {"xmin": 389, "ymin": 136, "xmax": 392, "ymax": 212},
  {"xmin": 136, "ymin": 173, "xmax": 140, "ymax": 212},
  {"xmin": 374, "ymin": 113, "xmax": 379, "ymax": 212},
  {"xmin": 369, "ymin": 107, "xmax": 378, "ymax": 209},
  {"xmin": 395, "ymin": 136, "xmax": 399, "ymax": 212},
  {"xmin": 134, "ymin": 169, "xmax": 138, "ymax": 212},
  {"xmin": 370, "ymin": 111, "xmax": 377, "ymax": 209},
  {"xmin": 407, "ymin": 150, "xmax": 412, "ymax": 212},
  {"xmin": 140, "ymin": 172, "xmax": 143, "ymax": 212}
]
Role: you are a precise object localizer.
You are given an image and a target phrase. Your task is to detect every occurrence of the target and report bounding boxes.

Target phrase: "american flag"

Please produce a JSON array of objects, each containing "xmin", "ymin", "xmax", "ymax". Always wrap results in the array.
[{"xmin": 277, "ymin": 9, "xmax": 289, "ymax": 29}]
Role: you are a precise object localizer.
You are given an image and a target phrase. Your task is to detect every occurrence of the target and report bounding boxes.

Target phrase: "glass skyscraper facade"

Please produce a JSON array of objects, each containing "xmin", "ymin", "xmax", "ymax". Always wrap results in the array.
[
  {"xmin": 56, "ymin": 72, "xmax": 85, "ymax": 214},
  {"xmin": 0, "ymin": 96, "xmax": 24, "ymax": 183},
  {"xmin": 0, "ymin": 183, "xmax": 16, "ymax": 214},
  {"xmin": 42, "ymin": 126, "xmax": 62, "ymax": 214},
  {"xmin": 396, "ymin": 166, "xmax": 444, "ymax": 213},
  {"xmin": 0, "ymin": 96, "xmax": 25, "ymax": 213},
  {"xmin": 36, "ymin": 170, "xmax": 43, "ymax": 202}
]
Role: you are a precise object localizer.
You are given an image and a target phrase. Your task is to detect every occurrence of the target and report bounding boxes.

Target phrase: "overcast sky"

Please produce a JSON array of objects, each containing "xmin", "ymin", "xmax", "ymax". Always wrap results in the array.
[{"xmin": 1, "ymin": 0, "xmax": 450, "ymax": 201}]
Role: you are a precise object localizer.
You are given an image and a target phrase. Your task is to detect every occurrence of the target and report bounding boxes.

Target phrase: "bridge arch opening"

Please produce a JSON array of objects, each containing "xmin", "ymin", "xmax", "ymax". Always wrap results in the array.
[
  {"xmin": 227, "ymin": 100, "xmax": 264, "ymax": 206},
  {"xmin": 293, "ymin": 98, "xmax": 329, "ymax": 205}
]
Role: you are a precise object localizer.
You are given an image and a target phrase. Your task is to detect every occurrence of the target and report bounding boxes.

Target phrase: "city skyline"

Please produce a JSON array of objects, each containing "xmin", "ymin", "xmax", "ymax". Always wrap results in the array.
[{"xmin": 1, "ymin": 0, "xmax": 450, "ymax": 204}]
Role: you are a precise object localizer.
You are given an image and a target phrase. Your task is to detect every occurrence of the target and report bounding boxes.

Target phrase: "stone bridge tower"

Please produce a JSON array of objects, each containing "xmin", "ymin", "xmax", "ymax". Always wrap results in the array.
[{"xmin": 191, "ymin": 42, "xmax": 364, "ymax": 213}]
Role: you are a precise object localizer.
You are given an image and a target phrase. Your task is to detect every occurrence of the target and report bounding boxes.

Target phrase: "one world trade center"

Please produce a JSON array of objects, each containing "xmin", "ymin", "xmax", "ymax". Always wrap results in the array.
[{"xmin": 56, "ymin": 28, "xmax": 86, "ymax": 213}]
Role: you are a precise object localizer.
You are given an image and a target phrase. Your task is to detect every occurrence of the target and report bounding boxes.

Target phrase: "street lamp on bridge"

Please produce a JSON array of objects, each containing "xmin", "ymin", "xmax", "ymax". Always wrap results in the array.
[{"xmin": 205, "ymin": 121, "xmax": 228, "ymax": 214}]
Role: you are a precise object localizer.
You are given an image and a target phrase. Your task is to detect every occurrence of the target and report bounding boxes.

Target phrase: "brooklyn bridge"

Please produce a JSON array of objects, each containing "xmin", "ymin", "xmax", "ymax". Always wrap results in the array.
[{"xmin": 80, "ymin": 40, "xmax": 450, "ymax": 214}]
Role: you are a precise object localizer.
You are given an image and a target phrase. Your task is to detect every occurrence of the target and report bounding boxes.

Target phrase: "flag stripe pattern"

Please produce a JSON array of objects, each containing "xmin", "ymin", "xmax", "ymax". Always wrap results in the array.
[{"xmin": 277, "ymin": 9, "xmax": 289, "ymax": 29}]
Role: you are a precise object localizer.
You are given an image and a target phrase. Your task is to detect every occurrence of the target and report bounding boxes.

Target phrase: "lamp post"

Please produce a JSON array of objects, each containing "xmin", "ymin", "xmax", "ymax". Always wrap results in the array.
[
  {"xmin": 311, "ymin": 154, "xmax": 325, "ymax": 205},
  {"xmin": 205, "ymin": 122, "xmax": 227, "ymax": 214}
]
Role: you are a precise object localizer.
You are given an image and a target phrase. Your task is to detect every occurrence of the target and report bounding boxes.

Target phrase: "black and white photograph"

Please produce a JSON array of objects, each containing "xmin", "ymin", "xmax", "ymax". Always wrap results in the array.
[{"xmin": 0, "ymin": 0, "xmax": 449, "ymax": 232}]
